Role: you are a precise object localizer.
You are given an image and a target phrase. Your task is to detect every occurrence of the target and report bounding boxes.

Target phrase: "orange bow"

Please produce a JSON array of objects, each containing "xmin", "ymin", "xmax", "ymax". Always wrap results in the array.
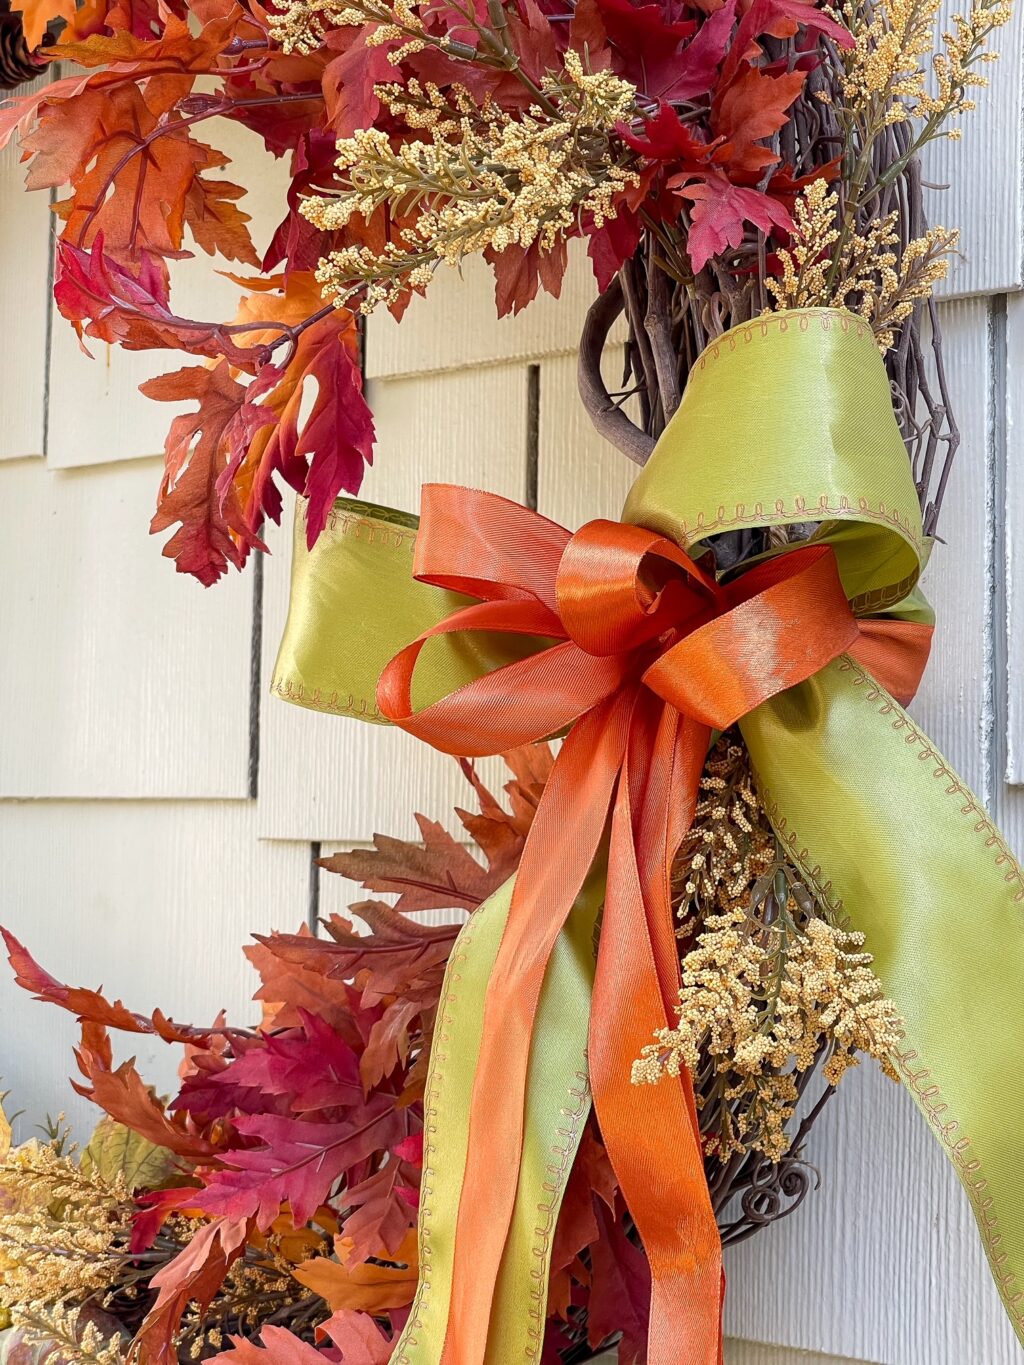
[{"xmin": 377, "ymin": 485, "xmax": 932, "ymax": 1364}]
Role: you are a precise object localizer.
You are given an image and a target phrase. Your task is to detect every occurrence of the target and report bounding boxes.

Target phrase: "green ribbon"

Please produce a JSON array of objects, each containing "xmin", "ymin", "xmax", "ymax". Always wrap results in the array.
[
  {"xmin": 391, "ymin": 863, "xmax": 603, "ymax": 1364},
  {"xmin": 272, "ymin": 307, "xmax": 1024, "ymax": 1350}
]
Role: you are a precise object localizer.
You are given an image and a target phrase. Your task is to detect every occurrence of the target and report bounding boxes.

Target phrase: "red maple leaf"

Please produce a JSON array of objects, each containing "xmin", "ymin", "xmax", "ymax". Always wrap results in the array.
[
  {"xmin": 322, "ymin": 25, "xmax": 395, "ymax": 135},
  {"xmin": 619, "ymin": 101, "xmax": 717, "ymax": 168},
  {"xmin": 592, "ymin": 0, "xmax": 697, "ymax": 97},
  {"xmin": 671, "ymin": 169, "xmax": 793, "ymax": 269}
]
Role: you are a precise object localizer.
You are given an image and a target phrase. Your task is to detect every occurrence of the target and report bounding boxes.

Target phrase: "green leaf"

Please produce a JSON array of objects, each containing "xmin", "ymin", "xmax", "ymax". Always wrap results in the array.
[{"xmin": 80, "ymin": 1116, "xmax": 181, "ymax": 1192}]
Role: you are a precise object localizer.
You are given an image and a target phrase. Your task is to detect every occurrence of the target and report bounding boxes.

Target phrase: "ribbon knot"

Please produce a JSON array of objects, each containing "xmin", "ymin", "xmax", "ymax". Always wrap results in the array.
[{"xmin": 554, "ymin": 518, "xmax": 862, "ymax": 731}]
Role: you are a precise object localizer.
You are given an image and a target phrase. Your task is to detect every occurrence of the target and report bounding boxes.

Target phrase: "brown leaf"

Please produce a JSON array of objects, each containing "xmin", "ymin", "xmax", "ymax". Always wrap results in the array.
[
  {"xmin": 255, "ymin": 908, "xmax": 457, "ymax": 1006},
  {"xmin": 454, "ymin": 744, "xmax": 553, "ymax": 881},
  {"xmin": 319, "ymin": 814, "xmax": 495, "ymax": 914}
]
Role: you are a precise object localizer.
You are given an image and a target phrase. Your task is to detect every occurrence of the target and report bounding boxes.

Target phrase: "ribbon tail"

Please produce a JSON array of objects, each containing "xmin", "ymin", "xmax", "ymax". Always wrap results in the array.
[
  {"xmin": 437, "ymin": 693, "xmax": 632, "ymax": 1363},
  {"xmin": 590, "ymin": 694, "xmax": 723, "ymax": 1365},
  {"xmin": 391, "ymin": 865, "xmax": 604, "ymax": 1365},
  {"xmin": 742, "ymin": 655, "xmax": 1024, "ymax": 1350}
]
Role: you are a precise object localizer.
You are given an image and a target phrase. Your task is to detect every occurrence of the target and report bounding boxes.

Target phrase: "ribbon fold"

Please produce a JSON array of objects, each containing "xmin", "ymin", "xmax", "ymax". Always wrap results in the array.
[{"xmin": 272, "ymin": 308, "xmax": 1024, "ymax": 1359}]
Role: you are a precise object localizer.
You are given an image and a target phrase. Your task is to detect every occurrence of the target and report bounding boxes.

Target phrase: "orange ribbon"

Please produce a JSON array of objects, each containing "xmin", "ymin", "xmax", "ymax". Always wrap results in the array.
[{"xmin": 377, "ymin": 484, "xmax": 932, "ymax": 1364}]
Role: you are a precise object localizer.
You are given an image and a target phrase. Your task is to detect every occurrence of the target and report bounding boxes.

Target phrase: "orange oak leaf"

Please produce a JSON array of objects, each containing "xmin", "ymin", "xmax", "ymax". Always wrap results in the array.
[
  {"xmin": 243, "ymin": 929, "xmax": 362, "ymax": 1034},
  {"xmin": 73, "ymin": 1022, "xmax": 221, "ymax": 1164},
  {"xmin": 9, "ymin": 0, "xmax": 74, "ymax": 49},
  {"xmin": 51, "ymin": 11, "xmax": 238, "ymax": 68},
  {"xmin": 454, "ymin": 744, "xmax": 553, "ymax": 880},
  {"xmin": 145, "ymin": 361, "xmax": 269, "ymax": 584},
  {"xmin": 253, "ymin": 908, "xmax": 458, "ymax": 1017},
  {"xmin": 2, "ymin": 927, "xmax": 214, "ymax": 1046},
  {"xmin": 292, "ymin": 1228, "xmax": 418, "ymax": 1314},
  {"xmin": 711, "ymin": 64, "xmax": 807, "ymax": 175},
  {"xmin": 51, "ymin": 84, "xmax": 258, "ymax": 267}
]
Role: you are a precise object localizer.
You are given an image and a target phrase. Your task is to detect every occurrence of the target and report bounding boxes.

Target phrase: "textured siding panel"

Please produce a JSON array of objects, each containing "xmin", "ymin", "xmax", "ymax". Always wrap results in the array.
[
  {"xmin": 926, "ymin": 1, "xmax": 1023, "ymax": 298},
  {"xmin": 0, "ymin": 75, "xmax": 51, "ymax": 463},
  {"xmin": 0, "ymin": 801, "xmax": 309, "ymax": 1140},
  {"xmin": 536, "ymin": 348, "xmax": 637, "ymax": 527},
  {"xmin": 0, "ymin": 456, "xmax": 253, "ymax": 798},
  {"xmin": 1003, "ymin": 294, "xmax": 1024, "ymax": 786},
  {"xmin": 995, "ymin": 297, "xmax": 1024, "ymax": 877},
  {"xmin": 257, "ymin": 363, "xmax": 527, "ymax": 841},
  {"xmin": 364, "ymin": 243, "xmax": 627, "ymax": 380}
]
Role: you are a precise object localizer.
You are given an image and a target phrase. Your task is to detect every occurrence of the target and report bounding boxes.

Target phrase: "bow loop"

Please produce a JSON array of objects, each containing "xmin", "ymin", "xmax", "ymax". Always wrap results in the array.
[
  {"xmin": 644, "ymin": 544, "xmax": 861, "ymax": 729},
  {"xmin": 414, "ymin": 484, "xmax": 570, "ymax": 610}
]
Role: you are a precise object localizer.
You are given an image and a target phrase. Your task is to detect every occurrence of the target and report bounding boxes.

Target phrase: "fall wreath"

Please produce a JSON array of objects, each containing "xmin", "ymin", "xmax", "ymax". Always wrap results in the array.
[{"xmin": 1, "ymin": 0, "xmax": 1021, "ymax": 1358}]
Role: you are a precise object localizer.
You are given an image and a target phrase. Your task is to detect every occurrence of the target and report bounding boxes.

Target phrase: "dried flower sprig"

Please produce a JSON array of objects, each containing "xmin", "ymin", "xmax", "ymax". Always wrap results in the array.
[
  {"xmin": 270, "ymin": 0, "xmax": 443, "ymax": 63},
  {"xmin": 0, "ymin": 1137, "xmax": 134, "ymax": 1309},
  {"xmin": 795, "ymin": 0, "xmax": 1013, "ymax": 340},
  {"xmin": 837, "ymin": 0, "xmax": 1012, "ymax": 154},
  {"xmin": 636, "ymin": 735, "xmax": 905, "ymax": 1162},
  {"xmin": 766, "ymin": 178, "xmax": 958, "ymax": 349},
  {"xmin": 634, "ymin": 881, "xmax": 905, "ymax": 1160},
  {"xmin": 8, "ymin": 1303, "xmax": 126, "ymax": 1365},
  {"xmin": 304, "ymin": 54, "xmax": 640, "ymax": 313},
  {"xmin": 673, "ymin": 736, "xmax": 777, "ymax": 925}
]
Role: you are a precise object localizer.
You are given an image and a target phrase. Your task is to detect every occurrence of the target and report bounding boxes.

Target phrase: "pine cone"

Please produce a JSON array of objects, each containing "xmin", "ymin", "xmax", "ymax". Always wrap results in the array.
[{"xmin": 0, "ymin": 0, "xmax": 52, "ymax": 91}]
